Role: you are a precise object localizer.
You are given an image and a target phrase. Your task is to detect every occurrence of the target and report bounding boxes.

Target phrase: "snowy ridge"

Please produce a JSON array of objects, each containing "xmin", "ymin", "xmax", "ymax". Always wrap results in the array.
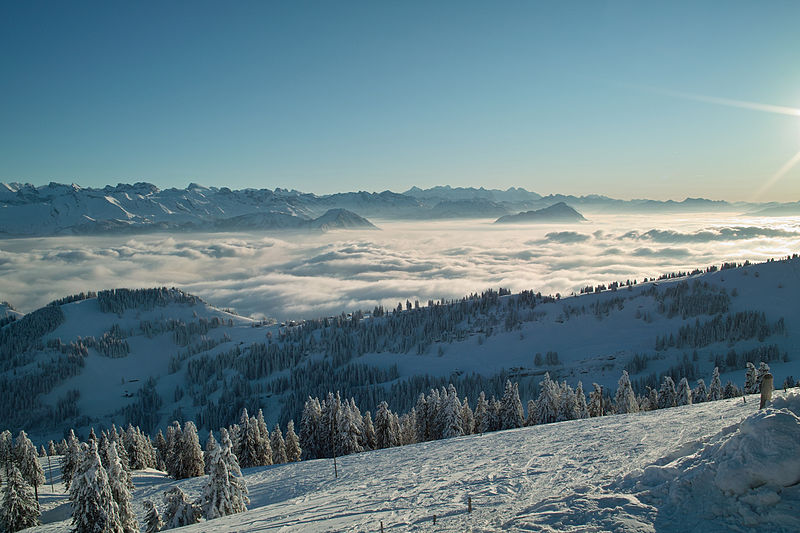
[{"xmin": 2, "ymin": 256, "xmax": 800, "ymax": 446}]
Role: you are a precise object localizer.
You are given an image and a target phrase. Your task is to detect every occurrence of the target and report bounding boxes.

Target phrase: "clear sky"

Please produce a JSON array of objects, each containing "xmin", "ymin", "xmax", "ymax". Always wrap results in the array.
[{"xmin": 1, "ymin": 1, "xmax": 799, "ymax": 201}]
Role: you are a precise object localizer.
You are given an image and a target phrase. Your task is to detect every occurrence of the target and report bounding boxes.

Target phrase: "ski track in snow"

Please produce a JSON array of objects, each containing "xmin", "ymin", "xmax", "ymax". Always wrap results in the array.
[{"xmin": 27, "ymin": 393, "xmax": 798, "ymax": 533}]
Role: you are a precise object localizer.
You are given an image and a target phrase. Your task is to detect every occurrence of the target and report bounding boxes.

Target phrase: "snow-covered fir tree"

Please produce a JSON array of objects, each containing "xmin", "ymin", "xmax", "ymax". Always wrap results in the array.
[
  {"xmin": 178, "ymin": 421, "xmax": 205, "ymax": 478},
  {"xmin": 534, "ymin": 373, "xmax": 560, "ymax": 424},
  {"xmin": 575, "ymin": 382, "xmax": 589, "ymax": 419},
  {"xmin": 588, "ymin": 383, "xmax": 604, "ymax": 417},
  {"xmin": 0, "ymin": 430, "xmax": 12, "ymax": 475},
  {"xmin": 204, "ymin": 430, "xmax": 217, "ymax": 474},
  {"xmin": 236, "ymin": 409, "xmax": 259, "ymax": 468},
  {"xmin": 300, "ymin": 396, "xmax": 323, "ymax": 460},
  {"xmin": 440, "ymin": 385, "xmax": 464, "ymax": 439},
  {"xmin": 658, "ymin": 376, "xmax": 677, "ymax": 409},
  {"xmin": 676, "ymin": 377, "xmax": 693, "ymax": 406},
  {"xmin": 362, "ymin": 411, "xmax": 377, "ymax": 450},
  {"xmin": 557, "ymin": 381, "xmax": 579, "ymax": 421},
  {"xmin": 270, "ymin": 424, "xmax": 287, "ymax": 465},
  {"xmin": 709, "ymin": 367, "xmax": 722, "ymax": 401},
  {"xmin": 500, "ymin": 380, "xmax": 524, "ymax": 429},
  {"xmin": 693, "ymin": 379, "xmax": 708, "ymax": 403},
  {"xmin": 106, "ymin": 442, "xmax": 137, "ymax": 533},
  {"xmin": 614, "ymin": 370, "xmax": 639, "ymax": 414},
  {"xmin": 460, "ymin": 397, "xmax": 475, "ymax": 435},
  {"xmin": 14, "ymin": 431, "xmax": 44, "ymax": 503},
  {"xmin": 69, "ymin": 440, "xmax": 122, "ymax": 533},
  {"xmin": 756, "ymin": 362, "xmax": 771, "ymax": 391},
  {"xmin": 202, "ymin": 428, "xmax": 248, "ymax": 520},
  {"xmin": 284, "ymin": 420, "xmax": 302, "ymax": 462},
  {"xmin": 255, "ymin": 409, "xmax": 273, "ymax": 467},
  {"xmin": 62, "ymin": 430, "xmax": 82, "ymax": 491},
  {"xmin": 0, "ymin": 465, "xmax": 40, "ymax": 532},
  {"xmin": 162, "ymin": 486, "xmax": 200, "ymax": 529},
  {"xmin": 142, "ymin": 500, "xmax": 163, "ymax": 533},
  {"xmin": 744, "ymin": 362, "xmax": 758, "ymax": 394},
  {"xmin": 164, "ymin": 422, "xmax": 182, "ymax": 478},
  {"xmin": 399, "ymin": 411, "xmax": 416, "ymax": 445},
  {"xmin": 474, "ymin": 392, "xmax": 490, "ymax": 433}
]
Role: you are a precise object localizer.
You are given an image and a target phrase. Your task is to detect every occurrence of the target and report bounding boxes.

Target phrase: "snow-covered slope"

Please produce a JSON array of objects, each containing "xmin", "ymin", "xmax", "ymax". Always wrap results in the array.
[
  {"xmin": 3, "ymin": 257, "xmax": 800, "ymax": 446},
  {"xmin": 28, "ymin": 392, "xmax": 800, "ymax": 532}
]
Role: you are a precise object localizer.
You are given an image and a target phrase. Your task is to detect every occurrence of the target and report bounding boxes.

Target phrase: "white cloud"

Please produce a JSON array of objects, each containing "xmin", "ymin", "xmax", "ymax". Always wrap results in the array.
[{"xmin": 0, "ymin": 214, "xmax": 798, "ymax": 320}]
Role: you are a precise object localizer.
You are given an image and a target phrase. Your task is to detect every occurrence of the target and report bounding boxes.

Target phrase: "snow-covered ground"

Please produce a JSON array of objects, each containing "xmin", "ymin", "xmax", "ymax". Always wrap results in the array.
[{"xmin": 27, "ymin": 391, "xmax": 800, "ymax": 532}]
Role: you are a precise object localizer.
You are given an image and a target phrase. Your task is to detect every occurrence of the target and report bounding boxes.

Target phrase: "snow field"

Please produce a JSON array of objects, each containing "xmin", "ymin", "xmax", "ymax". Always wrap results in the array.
[{"xmin": 27, "ymin": 391, "xmax": 800, "ymax": 532}]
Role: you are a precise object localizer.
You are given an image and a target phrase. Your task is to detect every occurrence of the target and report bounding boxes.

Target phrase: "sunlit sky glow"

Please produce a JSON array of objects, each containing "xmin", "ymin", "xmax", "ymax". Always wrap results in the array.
[{"xmin": 1, "ymin": 1, "xmax": 799, "ymax": 202}]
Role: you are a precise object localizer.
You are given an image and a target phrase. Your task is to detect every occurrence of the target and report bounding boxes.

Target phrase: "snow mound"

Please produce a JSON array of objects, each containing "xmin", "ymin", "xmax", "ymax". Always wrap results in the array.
[{"xmin": 623, "ymin": 392, "xmax": 800, "ymax": 532}]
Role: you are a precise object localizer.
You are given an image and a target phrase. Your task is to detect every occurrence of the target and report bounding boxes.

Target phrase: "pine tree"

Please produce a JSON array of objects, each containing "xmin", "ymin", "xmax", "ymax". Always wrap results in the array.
[
  {"xmin": 614, "ymin": 370, "xmax": 639, "ymax": 414},
  {"xmin": 474, "ymin": 392, "xmax": 490, "ymax": 432},
  {"xmin": 107, "ymin": 442, "xmax": 137, "ymax": 533},
  {"xmin": 693, "ymin": 379, "xmax": 708, "ymax": 403},
  {"xmin": 744, "ymin": 362, "xmax": 758, "ymax": 394},
  {"xmin": 658, "ymin": 376, "xmax": 677, "ymax": 409},
  {"xmin": 440, "ymin": 386, "xmax": 464, "ymax": 439},
  {"xmin": 70, "ymin": 440, "xmax": 123, "ymax": 533},
  {"xmin": 270, "ymin": 425, "xmax": 287, "ymax": 465},
  {"xmin": 202, "ymin": 428, "xmax": 249, "ymax": 520},
  {"xmin": 575, "ymin": 382, "xmax": 589, "ymax": 419},
  {"xmin": 500, "ymin": 380, "xmax": 524, "ymax": 429},
  {"xmin": 204, "ymin": 430, "xmax": 218, "ymax": 474},
  {"xmin": 14, "ymin": 431, "xmax": 45, "ymax": 504},
  {"xmin": 0, "ymin": 465, "xmax": 40, "ymax": 532},
  {"xmin": 164, "ymin": 422, "xmax": 182, "ymax": 478},
  {"xmin": 142, "ymin": 500, "xmax": 163, "ymax": 533},
  {"xmin": 236, "ymin": 409, "xmax": 259, "ymax": 468},
  {"xmin": 62, "ymin": 430, "xmax": 81, "ymax": 491},
  {"xmin": 588, "ymin": 383, "xmax": 604, "ymax": 417},
  {"xmin": 284, "ymin": 420, "xmax": 302, "ymax": 462},
  {"xmin": 676, "ymin": 377, "xmax": 693, "ymax": 406},
  {"xmin": 534, "ymin": 373, "xmax": 559, "ymax": 424},
  {"xmin": 525, "ymin": 399, "xmax": 536, "ymax": 426},
  {"xmin": 335, "ymin": 398, "xmax": 364, "ymax": 456},
  {"xmin": 162, "ymin": 486, "xmax": 200, "ymax": 529},
  {"xmin": 362, "ymin": 411, "xmax": 377, "ymax": 450},
  {"xmin": 255, "ymin": 409, "xmax": 273, "ymax": 466},
  {"xmin": 709, "ymin": 367, "xmax": 722, "ymax": 401},
  {"xmin": 460, "ymin": 397, "xmax": 475, "ymax": 435},
  {"xmin": 0, "ymin": 430, "xmax": 13, "ymax": 476},
  {"xmin": 398, "ymin": 411, "xmax": 416, "ymax": 445},
  {"xmin": 300, "ymin": 397, "xmax": 322, "ymax": 460}
]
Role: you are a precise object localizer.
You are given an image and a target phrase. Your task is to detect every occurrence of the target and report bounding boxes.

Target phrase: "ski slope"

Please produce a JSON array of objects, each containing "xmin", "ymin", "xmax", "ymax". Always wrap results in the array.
[{"xmin": 28, "ymin": 391, "xmax": 800, "ymax": 532}]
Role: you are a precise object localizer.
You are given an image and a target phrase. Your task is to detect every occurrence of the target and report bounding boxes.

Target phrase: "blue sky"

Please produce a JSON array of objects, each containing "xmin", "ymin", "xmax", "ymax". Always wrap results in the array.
[{"xmin": 1, "ymin": 1, "xmax": 799, "ymax": 201}]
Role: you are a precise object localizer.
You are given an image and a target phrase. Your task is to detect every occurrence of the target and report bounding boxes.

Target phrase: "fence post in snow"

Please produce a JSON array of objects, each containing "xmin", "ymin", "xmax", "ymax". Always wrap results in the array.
[
  {"xmin": 468, "ymin": 496, "xmax": 472, "ymax": 513},
  {"xmin": 380, "ymin": 521, "xmax": 384, "ymax": 533}
]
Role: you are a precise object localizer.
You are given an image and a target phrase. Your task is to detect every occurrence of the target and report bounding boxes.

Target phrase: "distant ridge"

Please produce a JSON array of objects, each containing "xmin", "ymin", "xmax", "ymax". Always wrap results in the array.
[{"xmin": 494, "ymin": 202, "xmax": 587, "ymax": 224}]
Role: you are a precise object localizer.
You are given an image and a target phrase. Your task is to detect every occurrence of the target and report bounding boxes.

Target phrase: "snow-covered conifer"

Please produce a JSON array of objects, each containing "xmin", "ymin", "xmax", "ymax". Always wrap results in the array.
[
  {"xmin": 414, "ymin": 393, "xmax": 429, "ymax": 442},
  {"xmin": 162, "ymin": 486, "xmax": 200, "ymax": 529},
  {"xmin": 62, "ymin": 430, "xmax": 81, "ymax": 491},
  {"xmin": 575, "ymin": 382, "xmax": 589, "ymax": 419},
  {"xmin": 398, "ymin": 411, "xmax": 416, "ymax": 445},
  {"xmin": 0, "ymin": 465, "xmax": 40, "ymax": 532},
  {"xmin": 107, "ymin": 442, "xmax": 137, "ymax": 533},
  {"xmin": 588, "ymin": 383, "xmax": 604, "ymax": 417},
  {"xmin": 14, "ymin": 431, "xmax": 44, "ymax": 503},
  {"xmin": 693, "ymin": 379, "xmax": 708, "ymax": 403},
  {"xmin": 657, "ymin": 376, "xmax": 677, "ymax": 409},
  {"xmin": 487, "ymin": 396, "xmax": 502, "ymax": 432},
  {"xmin": 69, "ymin": 440, "xmax": 122, "ymax": 533},
  {"xmin": 614, "ymin": 370, "xmax": 639, "ymax": 414},
  {"xmin": 500, "ymin": 380, "xmax": 524, "ymax": 429},
  {"xmin": 0, "ymin": 430, "xmax": 13, "ymax": 474},
  {"xmin": 164, "ymin": 422, "xmax": 182, "ymax": 478},
  {"xmin": 525, "ymin": 399, "xmax": 536, "ymax": 426},
  {"xmin": 440, "ymin": 386, "xmax": 464, "ymax": 439},
  {"xmin": 744, "ymin": 362, "xmax": 758, "ymax": 394},
  {"xmin": 460, "ymin": 397, "xmax": 475, "ymax": 435},
  {"xmin": 284, "ymin": 420, "xmax": 301, "ymax": 462},
  {"xmin": 558, "ymin": 381, "xmax": 578, "ymax": 421},
  {"xmin": 474, "ymin": 392, "xmax": 490, "ymax": 432},
  {"xmin": 300, "ymin": 396, "xmax": 322, "ymax": 460},
  {"xmin": 676, "ymin": 377, "xmax": 692, "ymax": 406},
  {"xmin": 202, "ymin": 428, "xmax": 248, "ymax": 520},
  {"xmin": 270, "ymin": 425, "xmax": 287, "ymax": 464},
  {"xmin": 709, "ymin": 367, "xmax": 722, "ymax": 401},
  {"xmin": 361, "ymin": 411, "xmax": 377, "ymax": 450},
  {"xmin": 756, "ymin": 362, "xmax": 771, "ymax": 391},
  {"xmin": 335, "ymin": 399, "xmax": 364, "ymax": 456},
  {"xmin": 255, "ymin": 409, "xmax": 272, "ymax": 466},
  {"xmin": 178, "ymin": 421, "xmax": 204, "ymax": 478},
  {"xmin": 534, "ymin": 373, "xmax": 560, "ymax": 424},
  {"xmin": 204, "ymin": 430, "xmax": 218, "ymax": 474},
  {"xmin": 142, "ymin": 500, "xmax": 163, "ymax": 533}
]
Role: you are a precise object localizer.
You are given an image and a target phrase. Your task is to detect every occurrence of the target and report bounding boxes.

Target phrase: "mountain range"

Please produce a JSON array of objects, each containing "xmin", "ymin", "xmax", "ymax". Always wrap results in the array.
[{"xmin": 2, "ymin": 182, "xmax": 795, "ymax": 237}]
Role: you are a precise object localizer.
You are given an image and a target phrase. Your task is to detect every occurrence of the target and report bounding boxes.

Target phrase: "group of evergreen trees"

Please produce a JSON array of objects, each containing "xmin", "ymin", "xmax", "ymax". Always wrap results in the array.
[{"xmin": 0, "ymin": 430, "xmax": 45, "ymax": 532}]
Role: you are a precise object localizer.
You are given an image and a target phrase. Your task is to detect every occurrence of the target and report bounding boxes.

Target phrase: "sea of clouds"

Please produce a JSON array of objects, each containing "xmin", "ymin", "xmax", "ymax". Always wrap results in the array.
[{"xmin": 1, "ymin": 214, "xmax": 799, "ymax": 320}]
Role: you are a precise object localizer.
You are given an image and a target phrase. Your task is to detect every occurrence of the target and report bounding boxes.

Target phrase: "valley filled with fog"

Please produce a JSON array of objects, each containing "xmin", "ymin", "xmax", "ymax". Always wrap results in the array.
[{"xmin": 2, "ymin": 213, "xmax": 799, "ymax": 320}]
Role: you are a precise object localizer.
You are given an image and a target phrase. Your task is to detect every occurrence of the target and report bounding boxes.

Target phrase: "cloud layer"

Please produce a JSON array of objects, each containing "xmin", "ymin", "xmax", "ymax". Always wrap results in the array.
[{"xmin": 1, "ymin": 214, "xmax": 799, "ymax": 320}]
